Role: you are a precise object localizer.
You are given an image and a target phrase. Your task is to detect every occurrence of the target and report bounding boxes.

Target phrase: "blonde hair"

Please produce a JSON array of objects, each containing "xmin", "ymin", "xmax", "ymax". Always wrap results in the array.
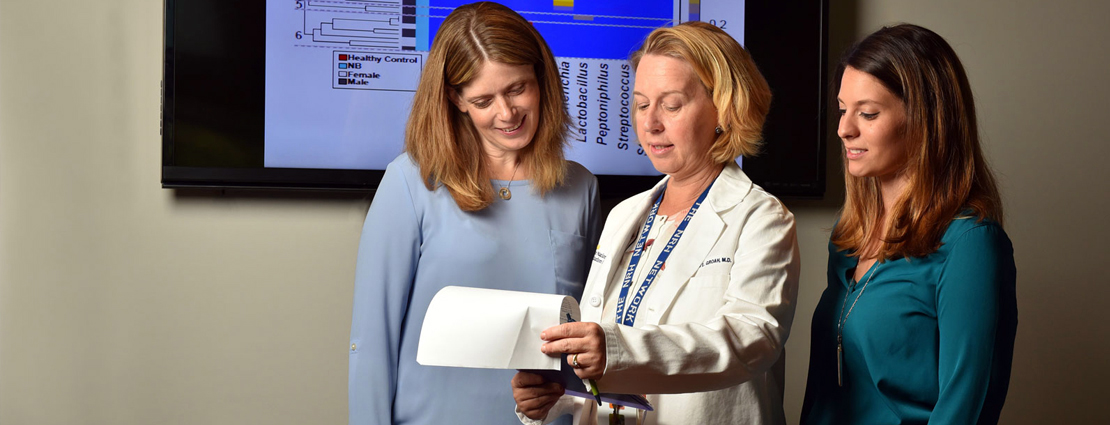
[
  {"xmin": 405, "ymin": 2, "xmax": 571, "ymax": 211},
  {"xmin": 630, "ymin": 21, "xmax": 772, "ymax": 162},
  {"xmin": 831, "ymin": 24, "xmax": 1004, "ymax": 259}
]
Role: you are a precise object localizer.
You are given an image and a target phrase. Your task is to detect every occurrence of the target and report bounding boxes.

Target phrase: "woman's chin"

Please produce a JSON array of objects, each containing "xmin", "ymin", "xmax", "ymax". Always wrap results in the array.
[{"xmin": 645, "ymin": 157, "xmax": 671, "ymax": 175}]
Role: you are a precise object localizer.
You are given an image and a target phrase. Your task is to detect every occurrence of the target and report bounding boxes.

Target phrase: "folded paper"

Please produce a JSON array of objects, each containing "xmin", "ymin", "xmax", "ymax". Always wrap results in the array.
[{"xmin": 417, "ymin": 286, "xmax": 579, "ymax": 370}]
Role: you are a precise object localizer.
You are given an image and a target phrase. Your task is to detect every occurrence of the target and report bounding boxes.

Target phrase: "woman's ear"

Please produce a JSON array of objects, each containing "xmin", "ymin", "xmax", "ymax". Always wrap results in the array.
[{"xmin": 447, "ymin": 87, "xmax": 467, "ymax": 114}]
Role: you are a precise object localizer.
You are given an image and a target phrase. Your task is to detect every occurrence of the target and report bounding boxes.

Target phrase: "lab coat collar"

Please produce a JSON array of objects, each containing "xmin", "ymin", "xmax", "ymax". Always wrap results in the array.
[{"xmin": 591, "ymin": 162, "xmax": 753, "ymax": 325}]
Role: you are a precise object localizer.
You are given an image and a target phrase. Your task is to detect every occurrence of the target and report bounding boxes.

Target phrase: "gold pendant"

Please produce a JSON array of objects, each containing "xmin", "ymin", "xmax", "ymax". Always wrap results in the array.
[{"xmin": 498, "ymin": 187, "xmax": 511, "ymax": 200}]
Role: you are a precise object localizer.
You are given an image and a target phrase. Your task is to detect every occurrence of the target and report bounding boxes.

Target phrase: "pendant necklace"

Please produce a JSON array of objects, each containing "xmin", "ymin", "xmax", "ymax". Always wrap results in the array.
[
  {"xmin": 497, "ymin": 161, "xmax": 519, "ymax": 200},
  {"xmin": 836, "ymin": 260, "xmax": 881, "ymax": 387}
]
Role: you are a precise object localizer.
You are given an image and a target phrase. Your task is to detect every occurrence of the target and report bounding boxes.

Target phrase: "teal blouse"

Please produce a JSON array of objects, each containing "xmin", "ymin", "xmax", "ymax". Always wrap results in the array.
[{"xmin": 800, "ymin": 217, "xmax": 1017, "ymax": 424}]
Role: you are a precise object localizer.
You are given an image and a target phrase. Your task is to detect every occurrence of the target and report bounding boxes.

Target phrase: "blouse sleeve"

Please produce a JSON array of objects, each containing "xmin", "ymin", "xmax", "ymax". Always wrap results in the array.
[
  {"xmin": 348, "ymin": 162, "xmax": 423, "ymax": 425},
  {"xmin": 930, "ymin": 223, "xmax": 1017, "ymax": 424},
  {"xmin": 597, "ymin": 204, "xmax": 801, "ymax": 394}
]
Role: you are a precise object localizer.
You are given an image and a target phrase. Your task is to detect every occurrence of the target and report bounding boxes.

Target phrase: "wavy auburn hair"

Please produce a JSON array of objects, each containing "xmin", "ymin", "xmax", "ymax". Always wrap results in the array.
[
  {"xmin": 630, "ymin": 21, "xmax": 772, "ymax": 162},
  {"xmin": 405, "ymin": 2, "xmax": 571, "ymax": 211},
  {"xmin": 831, "ymin": 24, "xmax": 1003, "ymax": 260}
]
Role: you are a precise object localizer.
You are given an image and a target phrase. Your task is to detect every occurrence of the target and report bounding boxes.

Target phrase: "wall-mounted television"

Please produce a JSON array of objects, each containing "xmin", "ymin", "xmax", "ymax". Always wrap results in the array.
[{"xmin": 162, "ymin": 0, "xmax": 827, "ymax": 198}]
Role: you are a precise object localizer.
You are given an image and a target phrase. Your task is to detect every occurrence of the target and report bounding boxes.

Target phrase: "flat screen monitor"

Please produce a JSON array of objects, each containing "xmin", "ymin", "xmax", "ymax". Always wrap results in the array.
[{"xmin": 162, "ymin": 0, "xmax": 827, "ymax": 197}]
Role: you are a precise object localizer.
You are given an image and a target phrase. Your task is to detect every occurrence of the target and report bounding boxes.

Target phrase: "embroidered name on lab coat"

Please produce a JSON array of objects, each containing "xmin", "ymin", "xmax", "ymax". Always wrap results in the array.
[{"xmin": 699, "ymin": 257, "xmax": 732, "ymax": 269}]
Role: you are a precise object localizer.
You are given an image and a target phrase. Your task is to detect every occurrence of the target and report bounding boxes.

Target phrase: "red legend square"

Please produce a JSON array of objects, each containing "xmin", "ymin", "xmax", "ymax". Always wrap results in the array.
[{"xmin": 339, "ymin": 54, "xmax": 348, "ymax": 60}]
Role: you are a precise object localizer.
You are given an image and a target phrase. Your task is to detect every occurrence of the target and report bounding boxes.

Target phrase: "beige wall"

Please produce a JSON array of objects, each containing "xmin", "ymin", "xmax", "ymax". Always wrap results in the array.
[{"xmin": 2, "ymin": 1, "xmax": 1107, "ymax": 424}]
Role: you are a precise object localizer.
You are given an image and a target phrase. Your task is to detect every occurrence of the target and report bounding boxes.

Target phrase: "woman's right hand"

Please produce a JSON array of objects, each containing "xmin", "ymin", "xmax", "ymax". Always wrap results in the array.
[{"xmin": 511, "ymin": 371, "xmax": 565, "ymax": 420}]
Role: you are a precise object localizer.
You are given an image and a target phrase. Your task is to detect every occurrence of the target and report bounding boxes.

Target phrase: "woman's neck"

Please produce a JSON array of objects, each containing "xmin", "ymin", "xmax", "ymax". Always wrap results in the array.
[
  {"xmin": 878, "ymin": 172, "xmax": 910, "ymax": 219},
  {"xmin": 659, "ymin": 163, "xmax": 724, "ymax": 216},
  {"xmin": 485, "ymin": 152, "xmax": 522, "ymax": 180},
  {"xmin": 862, "ymin": 172, "xmax": 910, "ymax": 259}
]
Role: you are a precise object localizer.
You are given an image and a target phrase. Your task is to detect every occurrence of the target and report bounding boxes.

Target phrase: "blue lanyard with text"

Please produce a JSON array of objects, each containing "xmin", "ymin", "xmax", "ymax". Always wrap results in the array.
[{"xmin": 615, "ymin": 180, "xmax": 714, "ymax": 327}]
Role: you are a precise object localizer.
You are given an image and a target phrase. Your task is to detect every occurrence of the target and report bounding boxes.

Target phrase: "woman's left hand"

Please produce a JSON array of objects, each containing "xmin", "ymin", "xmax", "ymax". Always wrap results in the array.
[{"xmin": 540, "ymin": 322, "xmax": 607, "ymax": 380}]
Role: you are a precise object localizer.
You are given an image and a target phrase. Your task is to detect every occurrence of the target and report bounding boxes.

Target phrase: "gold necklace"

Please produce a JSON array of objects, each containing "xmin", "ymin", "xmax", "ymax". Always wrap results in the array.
[
  {"xmin": 836, "ymin": 261, "xmax": 880, "ymax": 387},
  {"xmin": 497, "ymin": 162, "xmax": 519, "ymax": 200}
]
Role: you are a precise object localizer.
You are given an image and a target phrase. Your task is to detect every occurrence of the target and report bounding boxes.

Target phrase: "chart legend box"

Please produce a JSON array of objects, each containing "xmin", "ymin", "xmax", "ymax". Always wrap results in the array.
[{"xmin": 333, "ymin": 51, "xmax": 421, "ymax": 91}]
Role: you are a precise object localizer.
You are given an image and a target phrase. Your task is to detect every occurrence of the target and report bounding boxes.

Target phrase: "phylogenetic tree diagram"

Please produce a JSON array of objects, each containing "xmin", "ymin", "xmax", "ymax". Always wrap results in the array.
[
  {"xmin": 296, "ymin": 0, "xmax": 419, "ymax": 51},
  {"xmin": 294, "ymin": 0, "xmax": 685, "ymax": 58}
]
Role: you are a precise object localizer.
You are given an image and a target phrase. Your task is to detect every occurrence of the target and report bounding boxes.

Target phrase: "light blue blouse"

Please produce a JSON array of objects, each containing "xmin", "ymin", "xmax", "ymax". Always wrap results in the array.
[
  {"xmin": 801, "ymin": 216, "xmax": 1017, "ymax": 424},
  {"xmin": 348, "ymin": 154, "xmax": 600, "ymax": 425}
]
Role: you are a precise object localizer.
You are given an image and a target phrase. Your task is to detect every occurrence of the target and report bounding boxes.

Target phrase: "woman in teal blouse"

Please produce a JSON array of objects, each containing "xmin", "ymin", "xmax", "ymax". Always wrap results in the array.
[{"xmin": 800, "ymin": 24, "xmax": 1017, "ymax": 424}]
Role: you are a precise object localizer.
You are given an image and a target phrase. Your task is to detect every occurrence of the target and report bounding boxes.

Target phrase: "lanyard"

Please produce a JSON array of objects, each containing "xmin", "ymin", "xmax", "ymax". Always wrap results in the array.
[{"xmin": 615, "ymin": 180, "xmax": 714, "ymax": 327}]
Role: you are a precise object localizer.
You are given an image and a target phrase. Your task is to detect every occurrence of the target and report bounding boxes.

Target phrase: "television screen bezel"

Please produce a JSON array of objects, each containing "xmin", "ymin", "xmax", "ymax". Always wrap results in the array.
[{"xmin": 161, "ymin": 0, "xmax": 827, "ymax": 199}]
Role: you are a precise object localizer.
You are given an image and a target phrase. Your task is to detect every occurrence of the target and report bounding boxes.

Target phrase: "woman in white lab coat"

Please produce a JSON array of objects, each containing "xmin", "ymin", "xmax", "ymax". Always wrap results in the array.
[{"xmin": 512, "ymin": 22, "xmax": 800, "ymax": 425}]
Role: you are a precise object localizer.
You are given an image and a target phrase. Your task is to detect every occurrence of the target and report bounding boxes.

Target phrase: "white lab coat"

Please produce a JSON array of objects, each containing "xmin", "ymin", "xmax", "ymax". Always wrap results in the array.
[{"xmin": 521, "ymin": 162, "xmax": 801, "ymax": 425}]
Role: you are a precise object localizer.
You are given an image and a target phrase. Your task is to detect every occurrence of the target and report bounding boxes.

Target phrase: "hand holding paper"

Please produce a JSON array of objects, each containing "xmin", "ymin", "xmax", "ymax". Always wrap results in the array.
[
  {"xmin": 539, "ymin": 321, "xmax": 607, "ymax": 381},
  {"xmin": 417, "ymin": 286, "xmax": 652, "ymax": 411},
  {"xmin": 512, "ymin": 370, "xmax": 565, "ymax": 420}
]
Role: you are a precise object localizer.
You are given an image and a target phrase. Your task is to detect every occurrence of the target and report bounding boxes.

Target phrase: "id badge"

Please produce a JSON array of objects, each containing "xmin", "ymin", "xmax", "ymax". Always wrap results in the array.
[{"xmin": 597, "ymin": 403, "xmax": 639, "ymax": 425}]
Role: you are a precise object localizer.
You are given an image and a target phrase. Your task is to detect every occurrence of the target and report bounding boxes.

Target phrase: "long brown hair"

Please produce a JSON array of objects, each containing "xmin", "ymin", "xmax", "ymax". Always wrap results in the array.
[
  {"xmin": 405, "ymin": 2, "xmax": 571, "ymax": 211},
  {"xmin": 630, "ymin": 21, "xmax": 771, "ymax": 162},
  {"xmin": 831, "ymin": 24, "xmax": 1003, "ymax": 259}
]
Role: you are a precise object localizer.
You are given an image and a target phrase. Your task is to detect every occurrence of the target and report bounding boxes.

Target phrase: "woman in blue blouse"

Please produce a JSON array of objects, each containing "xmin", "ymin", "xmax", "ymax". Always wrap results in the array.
[
  {"xmin": 348, "ymin": 3, "xmax": 599, "ymax": 425},
  {"xmin": 800, "ymin": 24, "xmax": 1017, "ymax": 424}
]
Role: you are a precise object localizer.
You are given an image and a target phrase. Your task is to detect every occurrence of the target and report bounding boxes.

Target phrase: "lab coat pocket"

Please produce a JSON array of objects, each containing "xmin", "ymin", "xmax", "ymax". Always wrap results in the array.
[
  {"xmin": 688, "ymin": 274, "xmax": 730, "ymax": 290},
  {"xmin": 669, "ymin": 275, "xmax": 729, "ymax": 322},
  {"xmin": 548, "ymin": 229, "xmax": 588, "ymax": 298}
]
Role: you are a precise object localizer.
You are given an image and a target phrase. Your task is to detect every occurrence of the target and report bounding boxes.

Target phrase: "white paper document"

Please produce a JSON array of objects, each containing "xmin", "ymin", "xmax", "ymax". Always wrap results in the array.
[
  {"xmin": 416, "ymin": 286, "xmax": 580, "ymax": 370},
  {"xmin": 417, "ymin": 286, "xmax": 653, "ymax": 411}
]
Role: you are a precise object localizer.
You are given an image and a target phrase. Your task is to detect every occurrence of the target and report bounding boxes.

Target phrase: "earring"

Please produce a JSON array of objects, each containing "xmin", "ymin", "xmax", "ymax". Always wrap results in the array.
[{"xmin": 715, "ymin": 126, "xmax": 723, "ymax": 135}]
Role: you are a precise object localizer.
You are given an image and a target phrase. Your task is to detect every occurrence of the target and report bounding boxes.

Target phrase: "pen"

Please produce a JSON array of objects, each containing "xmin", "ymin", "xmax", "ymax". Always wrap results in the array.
[{"xmin": 588, "ymin": 379, "xmax": 602, "ymax": 406}]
